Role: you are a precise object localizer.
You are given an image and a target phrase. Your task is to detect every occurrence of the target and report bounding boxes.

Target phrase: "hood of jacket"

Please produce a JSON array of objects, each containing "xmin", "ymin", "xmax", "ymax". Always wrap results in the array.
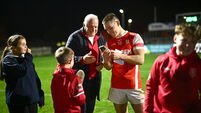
[{"xmin": 166, "ymin": 46, "xmax": 200, "ymax": 63}]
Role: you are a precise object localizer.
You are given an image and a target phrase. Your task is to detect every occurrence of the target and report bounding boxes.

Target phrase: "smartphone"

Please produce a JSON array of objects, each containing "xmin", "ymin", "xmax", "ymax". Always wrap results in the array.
[{"xmin": 99, "ymin": 45, "xmax": 106, "ymax": 52}]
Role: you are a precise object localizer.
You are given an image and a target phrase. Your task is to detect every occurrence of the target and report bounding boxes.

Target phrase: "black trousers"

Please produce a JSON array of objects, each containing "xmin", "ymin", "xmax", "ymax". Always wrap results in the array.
[
  {"xmin": 7, "ymin": 104, "xmax": 38, "ymax": 113},
  {"xmin": 81, "ymin": 75, "xmax": 101, "ymax": 113}
]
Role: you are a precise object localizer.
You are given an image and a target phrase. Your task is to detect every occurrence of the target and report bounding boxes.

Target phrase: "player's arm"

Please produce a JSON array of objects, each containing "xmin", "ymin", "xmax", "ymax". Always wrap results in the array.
[
  {"xmin": 113, "ymin": 48, "xmax": 144, "ymax": 65},
  {"xmin": 112, "ymin": 33, "xmax": 144, "ymax": 65},
  {"xmin": 102, "ymin": 48, "xmax": 113, "ymax": 70}
]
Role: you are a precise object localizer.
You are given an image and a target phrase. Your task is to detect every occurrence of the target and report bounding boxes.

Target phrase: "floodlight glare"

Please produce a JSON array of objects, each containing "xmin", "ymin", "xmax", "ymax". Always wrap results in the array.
[
  {"xmin": 119, "ymin": 9, "xmax": 124, "ymax": 14},
  {"xmin": 128, "ymin": 19, "xmax": 132, "ymax": 23}
]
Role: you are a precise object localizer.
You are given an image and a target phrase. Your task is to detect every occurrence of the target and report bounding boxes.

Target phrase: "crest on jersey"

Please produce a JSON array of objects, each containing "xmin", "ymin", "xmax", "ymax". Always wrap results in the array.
[
  {"xmin": 117, "ymin": 40, "xmax": 122, "ymax": 46},
  {"xmin": 125, "ymin": 39, "xmax": 130, "ymax": 45}
]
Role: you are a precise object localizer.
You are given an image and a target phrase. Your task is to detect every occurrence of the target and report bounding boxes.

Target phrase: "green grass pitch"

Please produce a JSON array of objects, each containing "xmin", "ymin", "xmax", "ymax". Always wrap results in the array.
[{"xmin": 0, "ymin": 53, "xmax": 160, "ymax": 113}]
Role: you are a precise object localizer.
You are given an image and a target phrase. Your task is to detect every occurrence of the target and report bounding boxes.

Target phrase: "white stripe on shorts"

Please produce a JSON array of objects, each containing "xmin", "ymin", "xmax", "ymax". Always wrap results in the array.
[{"xmin": 135, "ymin": 65, "xmax": 139, "ymax": 89}]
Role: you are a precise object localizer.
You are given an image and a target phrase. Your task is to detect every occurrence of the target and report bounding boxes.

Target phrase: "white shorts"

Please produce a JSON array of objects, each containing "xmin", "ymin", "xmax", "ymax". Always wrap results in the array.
[{"xmin": 108, "ymin": 88, "xmax": 145, "ymax": 104}]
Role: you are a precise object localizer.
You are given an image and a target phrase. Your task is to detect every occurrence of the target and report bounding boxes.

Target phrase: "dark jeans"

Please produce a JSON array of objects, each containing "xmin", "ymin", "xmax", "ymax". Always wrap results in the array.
[{"xmin": 7, "ymin": 104, "xmax": 38, "ymax": 113}]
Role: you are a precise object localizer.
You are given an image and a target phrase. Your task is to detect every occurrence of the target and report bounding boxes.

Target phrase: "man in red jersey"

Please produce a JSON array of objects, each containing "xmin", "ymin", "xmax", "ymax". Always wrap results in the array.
[
  {"xmin": 102, "ymin": 13, "xmax": 145, "ymax": 113},
  {"xmin": 144, "ymin": 23, "xmax": 201, "ymax": 113}
]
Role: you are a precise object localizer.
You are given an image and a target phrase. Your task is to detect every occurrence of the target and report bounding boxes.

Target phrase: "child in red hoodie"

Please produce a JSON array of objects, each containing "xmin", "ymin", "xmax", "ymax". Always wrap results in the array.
[{"xmin": 51, "ymin": 46, "xmax": 86, "ymax": 113}]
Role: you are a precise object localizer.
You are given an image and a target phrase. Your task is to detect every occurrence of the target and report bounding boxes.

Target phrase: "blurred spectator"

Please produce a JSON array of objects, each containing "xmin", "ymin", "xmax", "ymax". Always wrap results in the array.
[{"xmin": 144, "ymin": 23, "xmax": 201, "ymax": 113}]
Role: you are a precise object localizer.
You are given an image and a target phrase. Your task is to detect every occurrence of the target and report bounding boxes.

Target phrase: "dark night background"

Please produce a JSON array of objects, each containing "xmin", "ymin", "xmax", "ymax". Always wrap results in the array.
[{"xmin": 0, "ymin": 0, "xmax": 201, "ymax": 47}]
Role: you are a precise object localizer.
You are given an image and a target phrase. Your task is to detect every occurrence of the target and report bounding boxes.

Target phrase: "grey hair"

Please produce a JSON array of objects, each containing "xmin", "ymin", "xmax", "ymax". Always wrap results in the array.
[{"xmin": 83, "ymin": 14, "xmax": 98, "ymax": 25}]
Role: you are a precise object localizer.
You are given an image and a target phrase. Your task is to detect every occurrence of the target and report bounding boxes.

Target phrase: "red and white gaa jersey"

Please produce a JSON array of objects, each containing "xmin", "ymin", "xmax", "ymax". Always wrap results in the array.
[{"xmin": 107, "ymin": 31, "xmax": 144, "ymax": 89}]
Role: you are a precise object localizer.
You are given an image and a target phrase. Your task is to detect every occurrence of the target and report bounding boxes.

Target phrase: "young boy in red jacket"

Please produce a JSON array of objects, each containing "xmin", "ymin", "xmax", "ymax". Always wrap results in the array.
[
  {"xmin": 51, "ymin": 46, "xmax": 86, "ymax": 113},
  {"xmin": 144, "ymin": 23, "xmax": 201, "ymax": 113}
]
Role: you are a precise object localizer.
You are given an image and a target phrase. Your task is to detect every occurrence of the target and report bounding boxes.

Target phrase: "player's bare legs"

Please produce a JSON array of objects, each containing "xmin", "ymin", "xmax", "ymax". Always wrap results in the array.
[{"xmin": 114, "ymin": 103, "xmax": 128, "ymax": 113}]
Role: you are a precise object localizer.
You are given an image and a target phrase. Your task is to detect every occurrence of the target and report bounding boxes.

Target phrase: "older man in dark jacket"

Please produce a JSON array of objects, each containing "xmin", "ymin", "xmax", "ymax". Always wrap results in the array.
[{"xmin": 66, "ymin": 14, "xmax": 105, "ymax": 113}]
